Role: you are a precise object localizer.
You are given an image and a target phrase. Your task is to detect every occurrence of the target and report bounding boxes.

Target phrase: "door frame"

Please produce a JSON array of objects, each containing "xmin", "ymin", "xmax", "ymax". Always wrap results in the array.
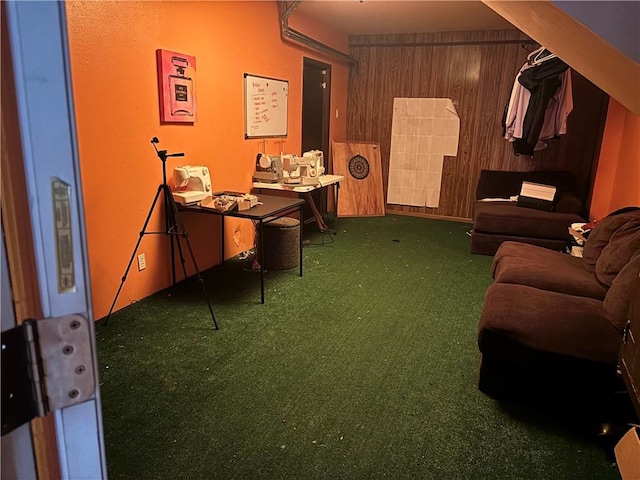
[
  {"xmin": 3, "ymin": 2, "xmax": 106, "ymax": 478},
  {"xmin": 302, "ymin": 57, "xmax": 332, "ymax": 170}
]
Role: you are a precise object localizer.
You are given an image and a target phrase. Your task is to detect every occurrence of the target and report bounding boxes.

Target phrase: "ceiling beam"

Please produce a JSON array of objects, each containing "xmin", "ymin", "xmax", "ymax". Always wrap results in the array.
[{"xmin": 483, "ymin": 0, "xmax": 640, "ymax": 116}]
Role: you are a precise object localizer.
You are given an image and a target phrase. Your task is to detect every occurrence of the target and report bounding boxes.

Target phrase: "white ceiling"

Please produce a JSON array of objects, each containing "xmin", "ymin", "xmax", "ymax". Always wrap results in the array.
[{"xmin": 295, "ymin": 0, "xmax": 516, "ymax": 36}]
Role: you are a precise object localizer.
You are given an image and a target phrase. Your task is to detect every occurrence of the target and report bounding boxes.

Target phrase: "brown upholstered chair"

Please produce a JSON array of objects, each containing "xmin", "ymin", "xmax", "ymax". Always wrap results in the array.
[{"xmin": 471, "ymin": 170, "xmax": 585, "ymax": 256}]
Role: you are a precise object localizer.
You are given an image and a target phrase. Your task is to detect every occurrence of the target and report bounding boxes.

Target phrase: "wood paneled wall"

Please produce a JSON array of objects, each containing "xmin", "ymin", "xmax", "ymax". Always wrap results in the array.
[{"xmin": 346, "ymin": 30, "xmax": 608, "ymax": 220}]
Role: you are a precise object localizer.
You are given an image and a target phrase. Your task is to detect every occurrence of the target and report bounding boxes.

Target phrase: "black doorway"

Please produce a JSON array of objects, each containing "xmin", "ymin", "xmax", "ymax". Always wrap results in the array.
[
  {"xmin": 302, "ymin": 58, "xmax": 330, "ymax": 157},
  {"xmin": 301, "ymin": 57, "xmax": 331, "ymax": 228}
]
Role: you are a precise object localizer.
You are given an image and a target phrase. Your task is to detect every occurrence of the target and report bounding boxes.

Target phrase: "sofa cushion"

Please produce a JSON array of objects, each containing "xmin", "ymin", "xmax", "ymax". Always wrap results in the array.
[
  {"xmin": 492, "ymin": 241, "xmax": 563, "ymax": 275},
  {"xmin": 471, "ymin": 231, "xmax": 568, "ymax": 256},
  {"xmin": 583, "ymin": 209, "xmax": 640, "ymax": 272},
  {"xmin": 473, "ymin": 201, "xmax": 583, "ymax": 240},
  {"xmin": 595, "ymin": 222, "xmax": 640, "ymax": 286},
  {"xmin": 478, "ymin": 283, "xmax": 620, "ymax": 365},
  {"xmin": 604, "ymin": 250, "xmax": 640, "ymax": 333},
  {"xmin": 493, "ymin": 248, "xmax": 607, "ymax": 300}
]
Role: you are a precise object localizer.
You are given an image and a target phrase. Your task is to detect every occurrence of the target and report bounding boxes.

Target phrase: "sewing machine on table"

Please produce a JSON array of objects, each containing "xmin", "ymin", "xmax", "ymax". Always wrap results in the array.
[
  {"xmin": 253, "ymin": 150, "xmax": 325, "ymax": 186},
  {"xmin": 252, "ymin": 150, "xmax": 342, "ymax": 233},
  {"xmin": 172, "ymin": 165, "xmax": 212, "ymax": 204}
]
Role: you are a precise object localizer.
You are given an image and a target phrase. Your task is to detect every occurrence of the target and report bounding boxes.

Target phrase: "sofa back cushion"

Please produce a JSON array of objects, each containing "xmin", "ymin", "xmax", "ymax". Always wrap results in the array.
[
  {"xmin": 604, "ymin": 250, "xmax": 640, "ymax": 333},
  {"xmin": 596, "ymin": 221, "xmax": 640, "ymax": 287},
  {"xmin": 554, "ymin": 192, "xmax": 583, "ymax": 214},
  {"xmin": 475, "ymin": 170, "xmax": 577, "ymax": 200},
  {"xmin": 583, "ymin": 209, "xmax": 640, "ymax": 273}
]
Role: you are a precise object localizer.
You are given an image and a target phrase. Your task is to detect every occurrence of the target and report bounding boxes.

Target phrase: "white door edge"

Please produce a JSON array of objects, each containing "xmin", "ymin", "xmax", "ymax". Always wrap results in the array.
[{"xmin": 6, "ymin": 1, "xmax": 107, "ymax": 478}]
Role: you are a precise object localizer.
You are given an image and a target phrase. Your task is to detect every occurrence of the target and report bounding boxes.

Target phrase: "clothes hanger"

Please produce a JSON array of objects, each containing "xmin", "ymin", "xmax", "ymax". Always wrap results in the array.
[
  {"xmin": 527, "ymin": 46, "xmax": 545, "ymax": 61},
  {"xmin": 529, "ymin": 48, "xmax": 557, "ymax": 66}
]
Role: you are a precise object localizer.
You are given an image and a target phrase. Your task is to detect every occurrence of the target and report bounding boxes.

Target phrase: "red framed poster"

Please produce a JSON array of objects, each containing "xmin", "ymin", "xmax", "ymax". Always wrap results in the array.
[{"xmin": 156, "ymin": 49, "xmax": 196, "ymax": 123}]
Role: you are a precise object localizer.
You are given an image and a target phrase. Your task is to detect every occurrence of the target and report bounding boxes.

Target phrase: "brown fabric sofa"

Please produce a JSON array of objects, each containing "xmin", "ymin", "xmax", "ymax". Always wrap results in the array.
[
  {"xmin": 477, "ymin": 208, "xmax": 640, "ymax": 400},
  {"xmin": 471, "ymin": 170, "xmax": 585, "ymax": 256}
]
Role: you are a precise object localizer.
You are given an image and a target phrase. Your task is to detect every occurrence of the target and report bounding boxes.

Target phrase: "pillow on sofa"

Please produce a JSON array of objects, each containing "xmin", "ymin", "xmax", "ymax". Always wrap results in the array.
[
  {"xmin": 554, "ymin": 192, "xmax": 582, "ymax": 214},
  {"xmin": 604, "ymin": 250, "xmax": 640, "ymax": 333},
  {"xmin": 595, "ymin": 221, "xmax": 640, "ymax": 286},
  {"xmin": 583, "ymin": 209, "xmax": 640, "ymax": 272}
]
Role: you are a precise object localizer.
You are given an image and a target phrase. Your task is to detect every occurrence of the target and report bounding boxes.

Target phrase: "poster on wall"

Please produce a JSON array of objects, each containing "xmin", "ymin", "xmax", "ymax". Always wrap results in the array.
[{"xmin": 156, "ymin": 49, "xmax": 197, "ymax": 123}]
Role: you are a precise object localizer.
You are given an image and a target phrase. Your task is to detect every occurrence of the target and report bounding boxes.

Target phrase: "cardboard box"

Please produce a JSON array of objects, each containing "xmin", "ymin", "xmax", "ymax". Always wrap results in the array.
[
  {"xmin": 201, "ymin": 196, "xmax": 236, "ymax": 212},
  {"xmin": 615, "ymin": 427, "xmax": 640, "ymax": 479},
  {"xmin": 237, "ymin": 194, "xmax": 258, "ymax": 211},
  {"xmin": 203, "ymin": 191, "xmax": 257, "ymax": 212}
]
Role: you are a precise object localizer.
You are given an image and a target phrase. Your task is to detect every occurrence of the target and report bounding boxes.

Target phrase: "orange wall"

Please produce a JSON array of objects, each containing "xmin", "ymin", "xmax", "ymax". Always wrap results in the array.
[
  {"xmin": 65, "ymin": 1, "xmax": 348, "ymax": 320},
  {"xmin": 590, "ymin": 98, "xmax": 640, "ymax": 220}
]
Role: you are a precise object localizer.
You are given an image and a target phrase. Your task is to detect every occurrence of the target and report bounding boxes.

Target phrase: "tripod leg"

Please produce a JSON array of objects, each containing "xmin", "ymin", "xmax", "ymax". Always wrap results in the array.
[
  {"xmin": 103, "ymin": 185, "xmax": 164, "ymax": 326},
  {"xmin": 166, "ymin": 190, "xmax": 219, "ymax": 330},
  {"xmin": 172, "ymin": 232, "xmax": 187, "ymax": 285},
  {"xmin": 166, "ymin": 200, "xmax": 176, "ymax": 286},
  {"xmin": 163, "ymin": 187, "xmax": 189, "ymax": 285}
]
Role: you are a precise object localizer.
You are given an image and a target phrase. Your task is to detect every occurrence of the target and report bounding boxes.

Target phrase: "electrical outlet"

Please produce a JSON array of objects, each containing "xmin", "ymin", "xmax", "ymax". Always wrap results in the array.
[{"xmin": 137, "ymin": 253, "xmax": 146, "ymax": 271}]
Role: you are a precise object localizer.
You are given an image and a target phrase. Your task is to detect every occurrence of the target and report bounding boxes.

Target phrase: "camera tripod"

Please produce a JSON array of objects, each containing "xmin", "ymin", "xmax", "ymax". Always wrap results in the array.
[{"xmin": 103, "ymin": 137, "xmax": 218, "ymax": 329}]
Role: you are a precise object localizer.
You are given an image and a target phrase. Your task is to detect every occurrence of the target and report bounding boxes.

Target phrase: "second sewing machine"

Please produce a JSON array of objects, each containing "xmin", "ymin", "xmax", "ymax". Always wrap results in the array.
[{"xmin": 253, "ymin": 150, "xmax": 324, "ymax": 186}]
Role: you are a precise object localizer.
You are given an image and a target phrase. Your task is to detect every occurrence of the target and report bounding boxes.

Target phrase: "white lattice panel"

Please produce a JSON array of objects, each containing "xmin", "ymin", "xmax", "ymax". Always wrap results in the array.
[{"xmin": 387, "ymin": 98, "xmax": 459, "ymax": 208}]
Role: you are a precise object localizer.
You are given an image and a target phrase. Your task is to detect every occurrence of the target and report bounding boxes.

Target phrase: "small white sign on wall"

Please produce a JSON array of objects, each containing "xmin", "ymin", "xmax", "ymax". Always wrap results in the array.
[{"xmin": 387, "ymin": 98, "xmax": 460, "ymax": 208}]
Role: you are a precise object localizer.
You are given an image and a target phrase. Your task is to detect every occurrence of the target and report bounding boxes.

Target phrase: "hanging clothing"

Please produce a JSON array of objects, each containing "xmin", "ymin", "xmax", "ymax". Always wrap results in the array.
[
  {"xmin": 538, "ymin": 69, "xmax": 573, "ymax": 142},
  {"xmin": 513, "ymin": 76, "xmax": 563, "ymax": 155},
  {"xmin": 503, "ymin": 52, "xmax": 572, "ymax": 156}
]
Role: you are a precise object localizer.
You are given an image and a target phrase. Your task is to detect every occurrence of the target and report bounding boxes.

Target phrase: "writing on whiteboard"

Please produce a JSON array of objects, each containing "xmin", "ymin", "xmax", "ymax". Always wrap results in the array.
[{"xmin": 250, "ymin": 81, "xmax": 279, "ymax": 128}]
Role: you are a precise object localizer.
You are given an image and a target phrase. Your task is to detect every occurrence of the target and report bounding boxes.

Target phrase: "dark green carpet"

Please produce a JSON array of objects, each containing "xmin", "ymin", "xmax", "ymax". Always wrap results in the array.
[{"xmin": 97, "ymin": 215, "xmax": 620, "ymax": 479}]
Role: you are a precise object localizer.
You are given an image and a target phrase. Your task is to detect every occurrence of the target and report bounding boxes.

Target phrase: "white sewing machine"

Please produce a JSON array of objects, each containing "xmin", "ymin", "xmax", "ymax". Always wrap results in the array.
[
  {"xmin": 253, "ymin": 154, "xmax": 283, "ymax": 183},
  {"xmin": 172, "ymin": 166, "xmax": 212, "ymax": 204},
  {"xmin": 253, "ymin": 150, "xmax": 325, "ymax": 185},
  {"xmin": 282, "ymin": 150, "xmax": 325, "ymax": 185}
]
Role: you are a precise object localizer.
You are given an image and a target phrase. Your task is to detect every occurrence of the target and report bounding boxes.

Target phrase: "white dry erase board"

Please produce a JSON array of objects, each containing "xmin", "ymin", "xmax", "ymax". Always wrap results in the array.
[{"xmin": 244, "ymin": 73, "xmax": 288, "ymax": 139}]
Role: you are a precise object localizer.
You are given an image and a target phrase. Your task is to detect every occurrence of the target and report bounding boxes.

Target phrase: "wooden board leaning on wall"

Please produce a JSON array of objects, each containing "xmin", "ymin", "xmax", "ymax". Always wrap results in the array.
[{"xmin": 332, "ymin": 141, "xmax": 385, "ymax": 217}]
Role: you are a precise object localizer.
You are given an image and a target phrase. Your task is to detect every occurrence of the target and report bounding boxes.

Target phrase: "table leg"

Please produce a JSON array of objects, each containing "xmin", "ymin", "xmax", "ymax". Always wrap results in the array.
[
  {"xmin": 321, "ymin": 183, "xmax": 339, "ymax": 235},
  {"xmin": 259, "ymin": 219, "xmax": 265, "ymax": 304},
  {"xmin": 299, "ymin": 205, "xmax": 303, "ymax": 277},
  {"xmin": 334, "ymin": 183, "xmax": 340, "ymax": 234},
  {"xmin": 220, "ymin": 216, "xmax": 225, "ymax": 263},
  {"xmin": 303, "ymin": 191, "xmax": 327, "ymax": 232}
]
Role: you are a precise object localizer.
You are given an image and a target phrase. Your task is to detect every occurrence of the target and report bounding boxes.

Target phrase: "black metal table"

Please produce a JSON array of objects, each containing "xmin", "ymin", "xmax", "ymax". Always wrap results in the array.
[{"xmin": 178, "ymin": 194, "xmax": 304, "ymax": 304}]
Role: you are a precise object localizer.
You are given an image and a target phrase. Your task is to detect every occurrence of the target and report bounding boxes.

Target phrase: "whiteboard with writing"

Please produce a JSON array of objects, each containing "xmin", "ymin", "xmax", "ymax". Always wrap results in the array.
[{"xmin": 244, "ymin": 73, "xmax": 288, "ymax": 139}]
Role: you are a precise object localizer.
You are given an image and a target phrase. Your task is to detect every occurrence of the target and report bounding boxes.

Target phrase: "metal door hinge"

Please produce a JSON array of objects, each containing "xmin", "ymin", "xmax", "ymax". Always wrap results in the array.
[{"xmin": 2, "ymin": 314, "xmax": 95, "ymax": 436}]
